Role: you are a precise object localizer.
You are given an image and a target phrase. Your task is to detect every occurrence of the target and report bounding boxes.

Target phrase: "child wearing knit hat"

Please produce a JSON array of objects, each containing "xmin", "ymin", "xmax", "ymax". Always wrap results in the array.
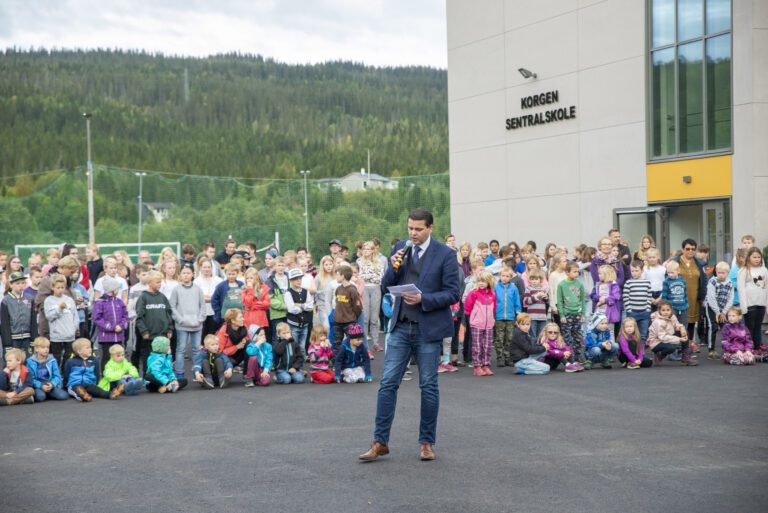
[
  {"xmin": 144, "ymin": 336, "xmax": 187, "ymax": 393},
  {"xmin": 584, "ymin": 313, "xmax": 618, "ymax": 369}
]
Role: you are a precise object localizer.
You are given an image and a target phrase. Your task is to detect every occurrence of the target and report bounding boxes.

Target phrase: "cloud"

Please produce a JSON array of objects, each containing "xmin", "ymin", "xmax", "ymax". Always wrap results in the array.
[{"xmin": 0, "ymin": 0, "xmax": 447, "ymax": 67}]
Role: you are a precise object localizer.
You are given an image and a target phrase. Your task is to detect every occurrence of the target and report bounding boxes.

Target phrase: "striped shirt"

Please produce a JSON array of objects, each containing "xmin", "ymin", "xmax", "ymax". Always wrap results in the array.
[{"xmin": 622, "ymin": 278, "xmax": 652, "ymax": 312}]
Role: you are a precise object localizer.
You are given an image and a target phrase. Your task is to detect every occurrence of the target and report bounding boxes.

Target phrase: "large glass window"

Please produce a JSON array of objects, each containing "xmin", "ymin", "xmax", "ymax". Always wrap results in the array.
[{"xmin": 648, "ymin": 0, "xmax": 731, "ymax": 159}]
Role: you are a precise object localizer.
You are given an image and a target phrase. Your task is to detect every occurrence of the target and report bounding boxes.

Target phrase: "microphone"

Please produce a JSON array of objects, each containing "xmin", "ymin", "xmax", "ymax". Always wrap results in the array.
[{"xmin": 393, "ymin": 240, "xmax": 413, "ymax": 270}]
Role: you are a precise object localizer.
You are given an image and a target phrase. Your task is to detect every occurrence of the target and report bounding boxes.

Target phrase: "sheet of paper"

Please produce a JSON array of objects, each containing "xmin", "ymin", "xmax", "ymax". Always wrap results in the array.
[{"xmin": 387, "ymin": 284, "xmax": 422, "ymax": 297}]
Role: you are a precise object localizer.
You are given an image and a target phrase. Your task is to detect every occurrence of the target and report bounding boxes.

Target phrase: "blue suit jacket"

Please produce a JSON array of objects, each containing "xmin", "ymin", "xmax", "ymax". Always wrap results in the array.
[{"xmin": 381, "ymin": 238, "xmax": 461, "ymax": 341}]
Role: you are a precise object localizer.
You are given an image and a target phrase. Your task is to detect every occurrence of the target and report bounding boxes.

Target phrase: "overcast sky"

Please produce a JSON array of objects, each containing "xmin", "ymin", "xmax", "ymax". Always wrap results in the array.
[{"xmin": 0, "ymin": 0, "xmax": 447, "ymax": 68}]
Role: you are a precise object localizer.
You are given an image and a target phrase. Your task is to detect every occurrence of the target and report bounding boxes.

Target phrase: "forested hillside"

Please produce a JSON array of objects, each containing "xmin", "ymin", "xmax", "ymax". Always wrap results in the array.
[
  {"xmin": 0, "ymin": 49, "xmax": 448, "ymax": 179},
  {"xmin": 0, "ymin": 50, "xmax": 450, "ymax": 253}
]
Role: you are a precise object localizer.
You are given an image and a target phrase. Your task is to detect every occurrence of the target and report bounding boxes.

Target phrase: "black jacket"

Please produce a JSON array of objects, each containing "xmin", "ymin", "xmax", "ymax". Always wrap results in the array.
[
  {"xmin": 508, "ymin": 328, "xmax": 546, "ymax": 363},
  {"xmin": 272, "ymin": 337, "xmax": 304, "ymax": 371}
]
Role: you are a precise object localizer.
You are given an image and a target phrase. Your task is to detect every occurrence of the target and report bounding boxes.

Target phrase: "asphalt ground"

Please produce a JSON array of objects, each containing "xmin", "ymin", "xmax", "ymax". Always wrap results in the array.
[{"xmin": 1, "ymin": 349, "xmax": 767, "ymax": 513}]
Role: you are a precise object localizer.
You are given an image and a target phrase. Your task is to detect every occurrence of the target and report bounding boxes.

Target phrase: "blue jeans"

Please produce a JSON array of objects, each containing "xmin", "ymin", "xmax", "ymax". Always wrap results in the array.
[
  {"xmin": 34, "ymin": 386, "xmax": 69, "ymax": 402},
  {"xmin": 175, "ymin": 329, "xmax": 202, "ymax": 377},
  {"xmin": 587, "ymin": 342, "xmax": 619, "ymax": 363},
  {"xmin": 626, "ymin": 310, "xmax": 651, "ymax": 342},
  {"xmin": 530, "ymin": 320, "xmax": 546, "ymax": 341},
  {"xmin": 119, "ymin": 377, "xmax": 143, "ymax": 395},
  {"xmin": 513, "ymin": 351, "xmax": 550, "ymax": 375},
  {"xmin": 275, "ymin": 369, "xmax": 304, "ymax": 384},
  {"xmin": 289, "ymin": 325, "xmax": 308, "ymax": 355},
  {"xmin": 374, "ymin": 322, "xmax": 441, "ymax": 445}
]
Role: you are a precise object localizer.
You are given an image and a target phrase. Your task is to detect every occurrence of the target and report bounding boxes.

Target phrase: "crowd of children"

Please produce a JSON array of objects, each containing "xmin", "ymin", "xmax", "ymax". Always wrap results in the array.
[{"xmin": 0, "ymin": 230, "xmax": 766, "ymax": 406}]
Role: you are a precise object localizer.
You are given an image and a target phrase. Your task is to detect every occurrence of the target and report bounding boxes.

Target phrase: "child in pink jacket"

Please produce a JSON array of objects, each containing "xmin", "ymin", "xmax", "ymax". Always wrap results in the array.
[{"xmin": 463, "ymin": 272, "xmax": 496, "ymax": 376}]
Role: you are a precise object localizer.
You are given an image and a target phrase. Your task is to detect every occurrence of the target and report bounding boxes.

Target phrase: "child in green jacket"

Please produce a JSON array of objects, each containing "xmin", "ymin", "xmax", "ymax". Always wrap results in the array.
[
  {"xmin": 98, "ymin": 345, "xmax": 141, "ymax": 395},
  {"xmin": 144, "ymin": 337, "xmax": 187, "ymax": 393}
]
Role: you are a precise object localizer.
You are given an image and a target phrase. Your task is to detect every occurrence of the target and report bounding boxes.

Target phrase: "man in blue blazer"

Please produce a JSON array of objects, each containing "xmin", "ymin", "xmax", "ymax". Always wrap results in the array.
[{"xmin": 359, "ymin": 208, "xmax": 460, "ymax": 462}]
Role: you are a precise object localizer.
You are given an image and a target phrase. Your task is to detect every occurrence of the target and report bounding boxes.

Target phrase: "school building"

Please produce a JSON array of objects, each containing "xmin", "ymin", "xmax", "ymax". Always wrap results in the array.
[{"xmin": 447, "ymin": 0, "xmax": 767, "ymax": 263}]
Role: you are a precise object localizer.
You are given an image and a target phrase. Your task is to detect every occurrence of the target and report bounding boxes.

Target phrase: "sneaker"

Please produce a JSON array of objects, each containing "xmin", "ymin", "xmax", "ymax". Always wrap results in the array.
[
  {"xmin": 437, "ymin": 363, "xmax": 447, "ymax": 373},
  {"xmin": 514, "ymin": 367, "xmax": 526, "ymax": 375},
  {"xmin": 708, "ymin": 350, "xmax": 717, "ymax": 360},
  {"xmin": 169, "ymin": 382, "xmax": 179, "ymax": 393},
  {"xmin": 483, "ymin": 366, "xmax": 494, "ymax": 376},
  {"xmin": 233, "ymin": 367, "xmax": 243, "ymax": 374},
  {"xmin": 200, "ymin": 377, "xmax": 215, "ymax": 389},
  {"xmin": 691, "ymin": 343, "xmax": 701, "ymax": 353},
  {"xmin": 402, "ymin": 373, "xmax": 413, "ymax": 381},
  {"xmin": 564, "ymin": 362, "xmax": 578, "ymax": 373},
  {"xmin": 601, "ymin": 360, "xmax": 612, "ymax": 369},
  {"xmin": 368, "ymin": 351, "xmax": 375, "ymax": 360},
  {"xmin": 627, "ymin": 363, "xmax": 640, "ymax": 369},
  {"xmin": 22, "ymin": 395, "xmax": 35, "ymax": 404},
  {"xmin": 444, "ymin": 363, "xmax": 458, "ymax": 372},
  {"xmin": 373, "ymin": 343, "xmax": 384, "ymax": 352},
  {"xmin": 582, "ymin": 360, "xmax": 593, "ymax": 370},
  {"xmin": 467, "ymin": 362, "xmax": 474, "ymax": 368},
  {"xmin": 109, "ymin": 382, "xmax": 125, "ymax": 400},
  {"xmin": 473, "ymin": 368, "xmax": 485, "ymax": 376},
  {"xmin": 452, "ymin": 360, "xmax": 466, "ymax": 367},
  {"xmin": 244, "ymin": 382, "xmax": 256, "ymax": 388},
  {"xmin": 72, "ymin": 386, "xmax": 92, "ymax": 402},
  {"xmin": 219, "ymin": 375, "xmax": 230, "ymax": 389},
  {"xmin": 571, "ymin": 362, "xmax": 585, "ymax": 372},
  {"xmin": 668, "ymin": 352, "xmax": 682, "ymax": 361}
]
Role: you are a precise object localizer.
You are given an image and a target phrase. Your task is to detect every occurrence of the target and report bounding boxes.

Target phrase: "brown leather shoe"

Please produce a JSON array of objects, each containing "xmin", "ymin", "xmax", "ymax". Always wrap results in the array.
[
  {"xmin": 359, "ymin": 442, "xmax": 389, "ymax": 462},
  {"xmin": 420, "ymin": 443, "xmax": 436, "ymax": 461}
]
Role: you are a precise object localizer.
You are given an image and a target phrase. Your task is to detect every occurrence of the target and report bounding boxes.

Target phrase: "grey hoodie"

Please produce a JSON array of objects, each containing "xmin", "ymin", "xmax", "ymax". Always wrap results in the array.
[
  {"xmin": 43, "ymin": 294, "xmax": 79, "ymax": 342},
  {"xmin": 170, "ymin": 282, "xmax": 206, "ymax": 331}
]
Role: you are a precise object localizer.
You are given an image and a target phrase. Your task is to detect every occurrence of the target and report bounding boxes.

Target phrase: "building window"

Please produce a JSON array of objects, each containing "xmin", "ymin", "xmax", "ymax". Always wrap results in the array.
[{"xmin": 648, "ymin": 0, "xmax": 731, "ymax": 159}]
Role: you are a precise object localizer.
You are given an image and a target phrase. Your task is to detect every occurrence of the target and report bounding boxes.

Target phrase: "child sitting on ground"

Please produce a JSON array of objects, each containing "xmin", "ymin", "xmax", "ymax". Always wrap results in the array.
[
  {"xmin": 538, "ymin": 322, "xmax": 581, "ymax": 372},
  {"xmin": 0, "ymin": 348, "xmax": 35, "ymax": 406},
  {"xmin": 26, "ymin": 337, "xmax": 68, "ymax": 402},
  {"xmin": 647, "ymin": 301, "xmax": 697, "ymax": 366},
  {"xmin": 334, "ymin": 323, "xmax": 372, "ymax": 383},
  {"xmin": 273, "ymin": 322, "xmax": 305, "ymax": 384},
  {"xmin": 719, "ymin": 307, "xmax": 756, "ymax": 366},
  {"xmin": 584, "ymin": 313, "xmax": 618, "ymax": 369},
  {"xmin": 244, "ymin": 326, "xmax": 272, "ymax": 387},
  {"xmin": 307, "ymin": 326, "xmax": 335, "ymax": 384},
  {"xmin": 508, "ymin": 313, "xmax": 550, "ymax": 375},
  {"xmin": 145, "ymin": 336, "xmax": 187, "ymax": 393},
  {"xmin": 98, "ymin": 344, "xmax": 142, "ymax": 395},
  {"xmin": 617, "ymin": 317, "xmax": 652, "ymax": 369},
  {"xmin": 64, "ymin": 338, "xmax": 121, "ymax": 401},
  {"xmin": 193, "ymin": 334, "xmax": 233, "ymax": 389}
]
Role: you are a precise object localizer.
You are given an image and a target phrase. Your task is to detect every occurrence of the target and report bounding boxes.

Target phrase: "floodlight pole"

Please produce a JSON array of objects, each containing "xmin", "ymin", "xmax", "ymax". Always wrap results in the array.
[
  {"xmin": 136, "ymin": 172, "xmax": 147, "ymax": 250},
  {"xmin": 84, "ymin": 113, "xmax": 95, "ymax": 244},
  {"xmin": 300, "ymin": 170, "xmax": 311, "ymax": 250}
]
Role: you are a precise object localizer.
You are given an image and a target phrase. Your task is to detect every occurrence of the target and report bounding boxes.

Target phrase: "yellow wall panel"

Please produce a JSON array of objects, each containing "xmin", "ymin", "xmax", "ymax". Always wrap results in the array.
[{"xmin": 646, "ymin": 155, "xmax": 732, "ymax": 202}]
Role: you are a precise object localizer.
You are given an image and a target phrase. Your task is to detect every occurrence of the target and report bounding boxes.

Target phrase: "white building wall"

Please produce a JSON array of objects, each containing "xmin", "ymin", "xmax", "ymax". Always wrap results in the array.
[
  {"xmin": 448, "ymin": 0, "xmax": 648, "ymax": 248},
  {"xmin": 732, "ymin": 0, "xmax": 768, "ymax": 243}
]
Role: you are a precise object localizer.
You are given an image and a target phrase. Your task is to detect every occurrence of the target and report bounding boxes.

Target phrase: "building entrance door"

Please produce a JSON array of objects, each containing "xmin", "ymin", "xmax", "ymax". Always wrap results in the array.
[
  {"xmin": 701, "ymin": 200, "xmax": 732, "ymax": 265},
  {"xmin": 613, "ymin": 207, "xmax": 669, "ymax": 260}
]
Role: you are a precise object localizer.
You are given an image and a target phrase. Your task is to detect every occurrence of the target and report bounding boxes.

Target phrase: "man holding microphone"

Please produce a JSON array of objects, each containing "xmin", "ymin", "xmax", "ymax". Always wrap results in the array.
[{"xmin": 359, "ymin": 207, "xmax": 460, "ymax": 462}]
